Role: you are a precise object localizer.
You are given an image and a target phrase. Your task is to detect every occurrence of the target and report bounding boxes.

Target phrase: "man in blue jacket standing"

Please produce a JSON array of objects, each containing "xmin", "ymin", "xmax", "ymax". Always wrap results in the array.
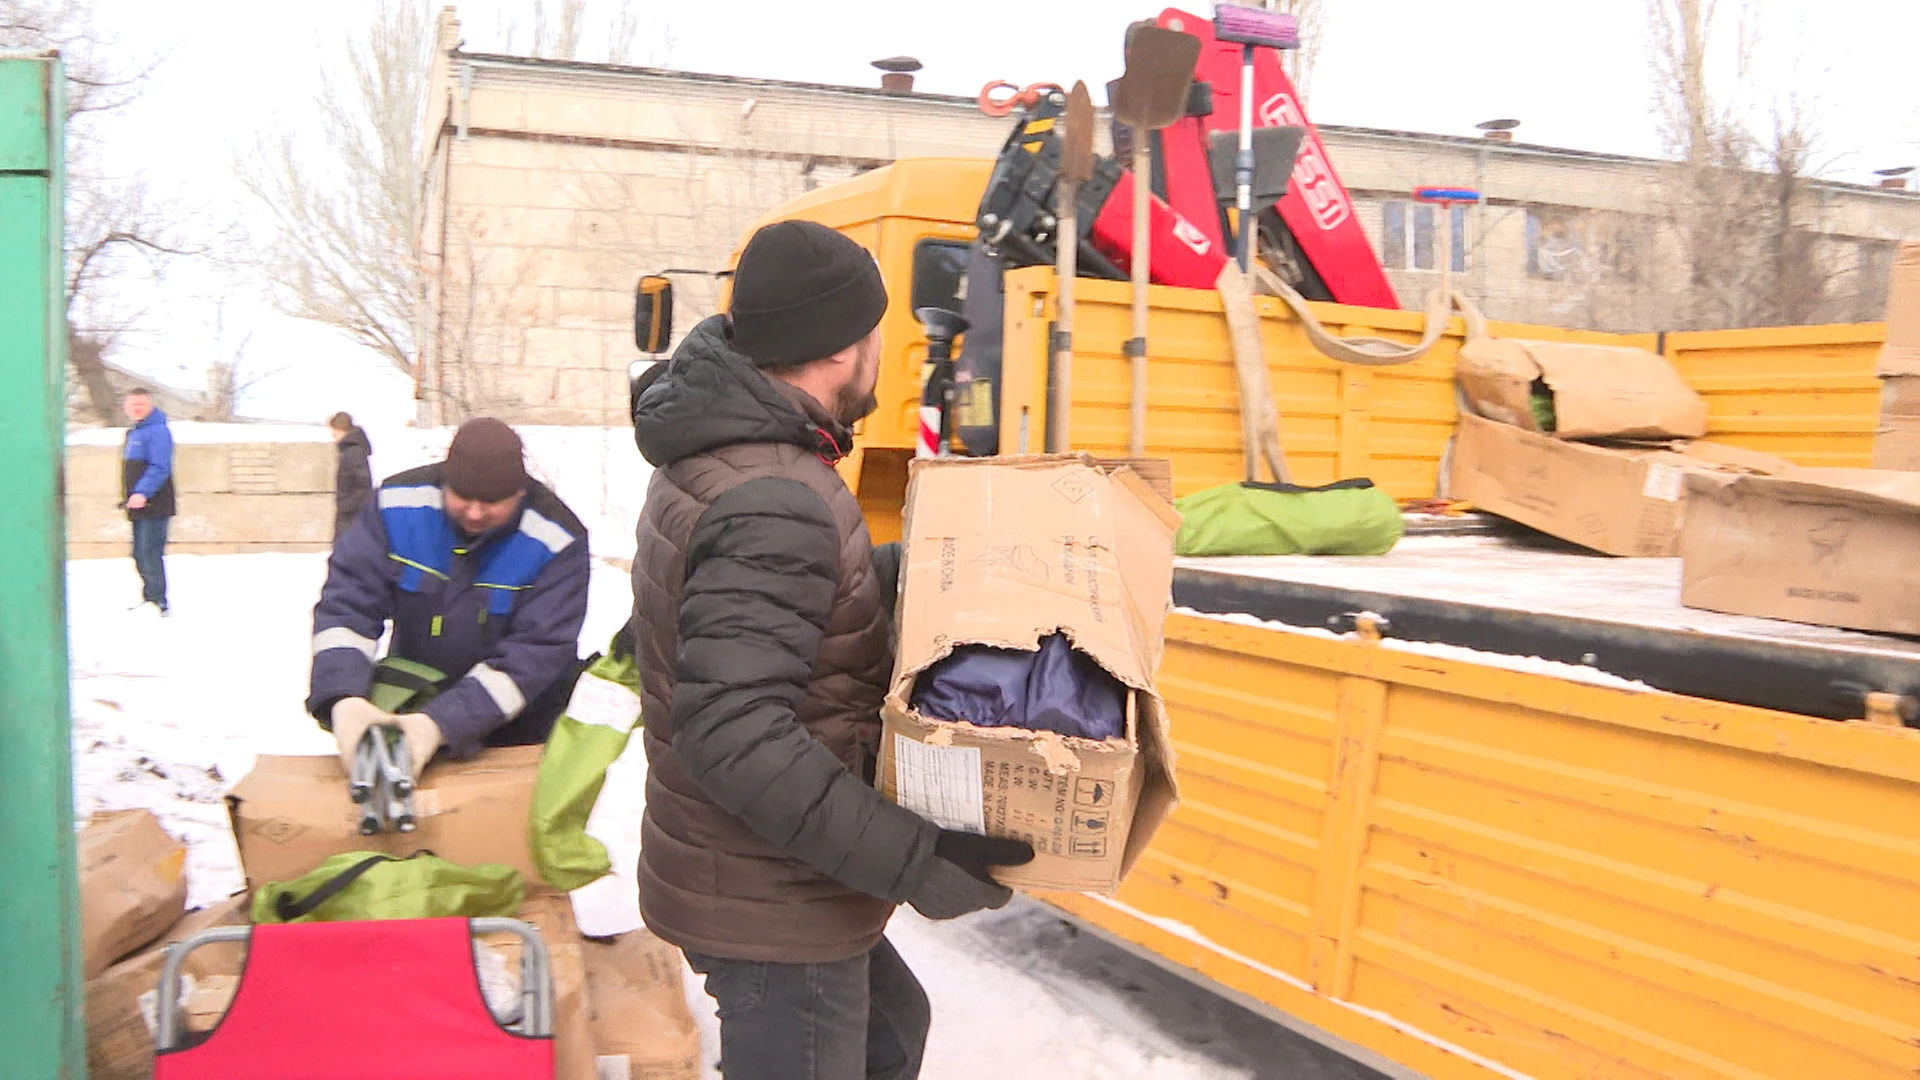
[
  {"xmin": 307, "ymin": 417, "xmax": 591, "ymax": 779},
  {"xmin": 121, "ymin": 388, "xmax": 176, "ymax": 615}
]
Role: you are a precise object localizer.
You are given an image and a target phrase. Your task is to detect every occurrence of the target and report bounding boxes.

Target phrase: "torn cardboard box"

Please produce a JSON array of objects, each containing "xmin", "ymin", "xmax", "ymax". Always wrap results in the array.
[
  {"xmin": 1878, "ymin": 241, "xmax": 1920, "ymax": 378},
  {"xmin": 86, "ymin": 892, "xmax": 250, "ymax": 1080},
  {"xmin": 878, "ymin": 454, "xmax": 1181, "ymax": 894},
  {"xmin": 80, "ymin": 808, "xmax": 190, "ymax": 978},
  {"xmin": 1457, "ymin": 336, "xmax": 1708, "ymax": 441},
  {"xmin": 1680, "ymin": 468, "xmax": 1920, "ymax": 634},
  {"xmin": 1449, "ymin": 413, "xmax": 1788, "ymax": 557},
  {"xmin": 583, "ymin": 929, "xmax": 702, "ymax": 1080},
  {"xmin": 227, "ymin": 744, "xmax": 543, "ymax": 892}
]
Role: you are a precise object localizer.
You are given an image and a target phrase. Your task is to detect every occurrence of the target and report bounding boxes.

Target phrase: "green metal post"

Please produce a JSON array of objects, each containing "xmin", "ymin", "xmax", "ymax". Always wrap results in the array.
[{"xmin": 0, "ymin": 54, "xmax": 84, "ymax": 1078}]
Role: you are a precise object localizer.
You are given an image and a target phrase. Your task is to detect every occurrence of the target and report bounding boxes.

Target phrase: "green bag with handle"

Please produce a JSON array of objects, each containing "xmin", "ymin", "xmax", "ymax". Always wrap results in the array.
[
  {"xmin": 252, "ymin": 851, "xmax": 524, "ymax": 924},
  {"xmin": 367, "ymin": 656, "xmax": 450, "ymax": 715},
  {"xmin": 1174, "ymin": 478, "xmax": 1404, "ymax": 558},
  {"xmin": 528, "ymin": 623, "xmax": 643, "ymax": 892}
]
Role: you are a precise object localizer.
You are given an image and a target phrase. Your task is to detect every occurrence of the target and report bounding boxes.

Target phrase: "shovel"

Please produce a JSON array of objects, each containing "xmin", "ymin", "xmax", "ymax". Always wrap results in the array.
[
  {"xmin": 1112, "ymin": 25, "xmax": 1200, "ymax": 456},
  {"xmin": 1047, "ymin": 81, "xmax": 1095, "ymax": 453}
]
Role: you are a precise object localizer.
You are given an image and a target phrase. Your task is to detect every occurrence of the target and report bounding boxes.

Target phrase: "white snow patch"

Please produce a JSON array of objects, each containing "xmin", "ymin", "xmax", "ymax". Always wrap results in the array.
[{"xmin": 1181, "ymin": 608, "xmax": 1659, "ymax": 693}]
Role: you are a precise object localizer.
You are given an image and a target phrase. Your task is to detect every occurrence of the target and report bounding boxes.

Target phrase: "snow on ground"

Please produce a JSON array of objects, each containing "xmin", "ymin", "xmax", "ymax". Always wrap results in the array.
[{"xmin": 69, "ymin": 549, "xmax": 1372, "ymax": 1079}]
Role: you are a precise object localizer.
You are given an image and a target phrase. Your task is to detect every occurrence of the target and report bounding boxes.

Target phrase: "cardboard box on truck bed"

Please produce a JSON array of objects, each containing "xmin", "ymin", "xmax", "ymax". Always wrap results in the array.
[
  {"xmin": 877, "ymin": 455, "xmax": 1180, "ymax": 894},
  {"xmin": 1457, "ymin": 336, "xmax": 1709, "ymax": 441},
  {"xmin": 1680, "ymin": 468, "xmax": 1920, "ymax": 634},
  {"xmin": 226, "ymin": 744, "xmax": 543, "ymax": 891},
  {"xmin": 1449, "ymin": 413, "xmax": 1788, "ymax": 556}
]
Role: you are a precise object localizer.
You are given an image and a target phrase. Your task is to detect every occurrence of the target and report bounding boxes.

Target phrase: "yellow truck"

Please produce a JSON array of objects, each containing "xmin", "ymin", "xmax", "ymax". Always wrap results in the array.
[{"xmin": 640, "ymin": 157, "xmax": 1920, "ymax": 1079}]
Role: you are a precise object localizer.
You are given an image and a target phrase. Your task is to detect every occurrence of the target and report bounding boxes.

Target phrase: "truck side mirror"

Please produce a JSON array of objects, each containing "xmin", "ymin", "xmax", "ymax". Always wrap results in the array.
[{"xmin": 634, "ymin": 275, "xmax": 674, "ymax": 354}]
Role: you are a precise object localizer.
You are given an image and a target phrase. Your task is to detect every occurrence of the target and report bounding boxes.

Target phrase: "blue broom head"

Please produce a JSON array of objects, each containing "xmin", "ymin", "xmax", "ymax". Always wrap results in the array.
[{"xmin": 1212, "ymin": 4, "xmax": 1300, "ymax": 50}]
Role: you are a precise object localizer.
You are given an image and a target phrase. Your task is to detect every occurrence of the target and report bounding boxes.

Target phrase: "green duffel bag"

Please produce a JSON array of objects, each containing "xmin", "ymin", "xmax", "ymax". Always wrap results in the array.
[
  {"xmin": 529, "ymin": 624, "xmax": 642, "ymax": 892},
  {"xmin": 1174, "ymin": 478, "xmax": 1404, "ymax": 558},
  {"xmin": 253, "ymin": 851, "xmax": 525, "ymax": 924}
]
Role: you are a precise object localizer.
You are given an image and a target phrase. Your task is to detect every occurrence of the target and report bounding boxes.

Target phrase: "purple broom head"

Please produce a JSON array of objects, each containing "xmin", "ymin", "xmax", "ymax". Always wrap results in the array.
[{"xmin": 1212, "ymin": 4, "xmax": 1300, "ymax": 50}]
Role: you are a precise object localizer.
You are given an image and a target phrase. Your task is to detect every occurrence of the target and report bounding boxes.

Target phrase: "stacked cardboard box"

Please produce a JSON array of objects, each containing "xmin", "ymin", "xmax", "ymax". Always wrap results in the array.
[
  {"xmin": 1876, "ymin": 242, "xmax": 1920, "ymax": 470},
  {"xmin": 1680, "ymin": 468, "xmax": 1920, "ymax": 634},
  {"xmin": 878, "ymin": 455, "xmax": 1181, "ymax": 894},
  {"xmin": 1450, "ymin": 336, "xmax": 1789, "ymax": 556}
]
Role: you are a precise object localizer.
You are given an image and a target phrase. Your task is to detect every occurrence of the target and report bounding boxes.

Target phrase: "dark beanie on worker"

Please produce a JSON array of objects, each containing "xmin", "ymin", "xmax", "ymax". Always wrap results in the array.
[
  {"xmin": 729, "ymin": 220, "xmax": 888, "ymax": 368},
  {"xmin": 443, "ymin": 418, "xmax": 527, "ymax": 502}
]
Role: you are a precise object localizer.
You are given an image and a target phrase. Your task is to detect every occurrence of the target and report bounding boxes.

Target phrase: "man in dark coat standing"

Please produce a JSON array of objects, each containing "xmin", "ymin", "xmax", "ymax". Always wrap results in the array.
[
  {"xmin": 121, "ymin": 387, "xmax": 176, "ymax": 615},
  {"xmin": 308, "ymin": 417, "xmax": 589, "ymax": 780},
  {"xmin": 328, "ymin": 411, "xmax": 374, "ymax": 541},
  {"xmin": 632, "ymin": 220, "xmax": 1033, "ymax": 1080}
]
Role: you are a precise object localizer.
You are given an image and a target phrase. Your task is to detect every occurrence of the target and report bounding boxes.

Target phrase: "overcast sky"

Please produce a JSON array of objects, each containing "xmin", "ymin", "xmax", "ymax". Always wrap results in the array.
[{"xmin": 77, "ymin": 0, "xmax": 1920, "ymax": 426}]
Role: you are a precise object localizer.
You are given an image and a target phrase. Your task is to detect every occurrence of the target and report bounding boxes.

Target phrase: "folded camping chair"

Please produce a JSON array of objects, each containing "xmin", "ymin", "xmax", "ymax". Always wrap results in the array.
[{"xmin": 152, "ymin": 917, "xmax": 553, "ymax": 1080}]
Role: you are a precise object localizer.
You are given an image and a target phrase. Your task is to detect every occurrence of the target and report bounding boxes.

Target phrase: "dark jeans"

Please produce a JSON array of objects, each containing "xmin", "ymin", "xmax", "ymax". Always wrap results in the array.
[
  {"xmin": 684, "ymin": 937, "xmax": 930, "ymax": 1080},
  {"xmin": 131, "ymin": 516, "xmax": 169, "ymax": 607}
]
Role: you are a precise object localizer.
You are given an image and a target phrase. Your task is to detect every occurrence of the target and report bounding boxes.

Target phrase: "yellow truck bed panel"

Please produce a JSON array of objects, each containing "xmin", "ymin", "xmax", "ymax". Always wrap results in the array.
[
  {"xmin": 1666, "ymin": 323, "xmax": 1886, "ymax": 467},
  {"xmin": 993, "ymin": 268, "xmax": 1891, "ymax": 497},
  {"xmin": 1043, "ymin": 613, "xmax": 1920, "ymax": 1080}
]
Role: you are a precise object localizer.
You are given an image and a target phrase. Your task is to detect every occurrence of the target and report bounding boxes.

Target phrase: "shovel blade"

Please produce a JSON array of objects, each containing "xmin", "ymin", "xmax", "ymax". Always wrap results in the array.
[
  {"xmin": 1113, "ymin": 26, "xmax": 1201, "ymax": 131},
  {"xmin": 1062, "ymin": 81, "xmax": 1096, "ymax": 185},
  {"xmin": 1209, "ymin": 126, "xmax": 1307, "ymax": 209}
]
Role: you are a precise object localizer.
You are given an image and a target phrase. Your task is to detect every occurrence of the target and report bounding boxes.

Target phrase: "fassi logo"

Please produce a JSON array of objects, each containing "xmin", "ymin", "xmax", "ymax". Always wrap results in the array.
[{"xmin": 1257, "ymin": 93, "xmax": 1351, "ymax": 232}]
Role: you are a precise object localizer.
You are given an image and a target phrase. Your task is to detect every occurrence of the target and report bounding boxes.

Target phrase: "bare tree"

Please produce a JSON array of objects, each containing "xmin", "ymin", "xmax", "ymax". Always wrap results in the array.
[
  {"xmin": 3, "ymin": 0, "xmax": 201, "ymax": 424},
  {"xmin": 242, "ymin": 0, "xmax": 430, "ymax": 378},
  {"xmin": 1644, "ymin": 0, "xmax": 1836, "ymax": 329},
  {"xmin": 1267, "ymin": 0, "xmax": 1324, "ymax": 104}
]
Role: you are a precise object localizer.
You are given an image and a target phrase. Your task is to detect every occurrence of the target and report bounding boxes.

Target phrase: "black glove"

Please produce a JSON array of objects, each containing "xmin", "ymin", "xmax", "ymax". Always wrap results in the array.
[
  {"xmin": 871, "ymin": 541, "xmax": 903, "ymax": 623},
  {"xmin": 906, "ymin": 830, "xmax": 1036, "ymax": 921}
]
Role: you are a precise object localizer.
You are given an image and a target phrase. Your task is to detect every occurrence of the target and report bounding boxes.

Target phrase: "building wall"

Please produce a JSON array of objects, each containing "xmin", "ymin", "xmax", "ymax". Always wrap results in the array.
[
  {"xmin": 65, "ymin": 442, "xmax": 336, "ymax": 558},
  {"xmin": 417, "ymin": 11, "xmax": 1920, "ymax": 425}
]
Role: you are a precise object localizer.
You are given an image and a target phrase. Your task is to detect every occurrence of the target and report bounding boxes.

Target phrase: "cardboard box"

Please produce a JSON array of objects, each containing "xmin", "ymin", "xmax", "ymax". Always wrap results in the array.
[
  {"xmin": 79, "ymin": 809, "xmax": 190, "ymax": 978},
  {"xmin": 85, "ymin": 892, "xmax": 250, "ymax": 1080},
  {"xmin": 1457, "ymin": 336, "xmax": 1709, "ymax": 441},
  {"xmin": 877, "ymin": 455, "xmax": 1180, "ymax": 894},
  {"xmin": 1878, "ymin": 242, "xmax": 1920, "ymax": 377},
  {"xmin": 1679, "ymin": 468, "xmax": 1920, "ymax": 634},
  {"xmin": 583, "ymin": 930, "xmax": 702, "ymax": 1080},
  {"xmin": 1877, "ymin": 415, "xmax": 1920, "ymax": 471},
  {"xmin": 227, "ymin": 744, "xmax": 544, "ymax": 891},
  {"xmin": 1449, "ymin": 413, "xmax": 1788, "ymax": 557}
]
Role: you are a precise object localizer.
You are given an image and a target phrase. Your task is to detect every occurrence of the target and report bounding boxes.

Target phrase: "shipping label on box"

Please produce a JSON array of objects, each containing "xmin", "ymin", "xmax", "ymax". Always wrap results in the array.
[
  {"xmin": 878, "ymin": 455, "xmax": 1180, "ymax": 894},
  {"xmin": 1680, "ymin": 468, "xmax": 1920, "ymax": 635}
]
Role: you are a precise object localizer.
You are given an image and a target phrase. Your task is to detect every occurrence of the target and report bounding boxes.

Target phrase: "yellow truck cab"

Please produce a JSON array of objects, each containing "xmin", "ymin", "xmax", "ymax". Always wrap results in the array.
[{"xmin": 720, "ymin": 158, "xmax": 990, "ymax": 542}]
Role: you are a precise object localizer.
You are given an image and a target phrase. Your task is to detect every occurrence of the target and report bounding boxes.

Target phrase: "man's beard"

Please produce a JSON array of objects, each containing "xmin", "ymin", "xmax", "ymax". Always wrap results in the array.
[{"xmin": 830, "ymin": 347, "xmax": 879, "ymax": 427}]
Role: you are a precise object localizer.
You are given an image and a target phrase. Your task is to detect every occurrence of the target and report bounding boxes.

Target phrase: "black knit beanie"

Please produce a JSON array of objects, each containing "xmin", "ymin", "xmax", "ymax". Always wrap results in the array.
[
  {"xmin": 729, "ymin": 220, "xmax": 888, "ymax": 368},
  {"xmin": 443, "ymin": 418, "xmax": 528, "ymax": 502}
]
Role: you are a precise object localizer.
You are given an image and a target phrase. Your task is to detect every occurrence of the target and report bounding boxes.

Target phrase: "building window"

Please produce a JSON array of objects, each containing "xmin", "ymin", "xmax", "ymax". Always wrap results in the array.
[
  {"xmin": 1527, "ymin": 208, "xmax": 1640, "ymax": 283},
  {"xmin": 1380, "ymin": 201, "xmax": 1467, "ymax": 272}
]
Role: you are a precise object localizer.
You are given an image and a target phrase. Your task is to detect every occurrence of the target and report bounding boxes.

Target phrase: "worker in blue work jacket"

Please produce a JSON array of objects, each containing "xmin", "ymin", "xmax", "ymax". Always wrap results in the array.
[{"xmin": 307, "ymin": 417, "xmax": 591, "ymax": 778}]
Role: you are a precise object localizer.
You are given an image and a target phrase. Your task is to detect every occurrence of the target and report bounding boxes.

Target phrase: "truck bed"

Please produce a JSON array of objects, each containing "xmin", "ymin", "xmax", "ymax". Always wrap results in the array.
[{"xmin": 1171, "ymin": 531, "xmax": 1920, "ymax": 722}]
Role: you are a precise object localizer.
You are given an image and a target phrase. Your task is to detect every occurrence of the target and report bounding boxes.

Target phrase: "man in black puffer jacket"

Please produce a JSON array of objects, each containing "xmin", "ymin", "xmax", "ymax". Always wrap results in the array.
[{"xmin": 632, "ymin": 220, "xmax": 1032, "ymax": 1079}]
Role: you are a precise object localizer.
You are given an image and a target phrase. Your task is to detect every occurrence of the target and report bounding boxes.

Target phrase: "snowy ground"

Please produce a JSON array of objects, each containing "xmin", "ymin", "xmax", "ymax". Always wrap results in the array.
[{"xmin": 68, "ymin": 550, "xmax": 1376, "ymax": 1079}]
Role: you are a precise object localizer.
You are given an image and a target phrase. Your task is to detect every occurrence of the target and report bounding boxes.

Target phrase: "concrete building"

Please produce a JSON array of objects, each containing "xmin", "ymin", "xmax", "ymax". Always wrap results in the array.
[{"xmin": 416, "ymin": 8, "xmax": 1920, "ymax": 425}]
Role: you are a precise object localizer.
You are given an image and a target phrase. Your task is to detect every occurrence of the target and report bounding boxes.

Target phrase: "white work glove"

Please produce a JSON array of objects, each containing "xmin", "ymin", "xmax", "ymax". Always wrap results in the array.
[
  {"xmin": 330, "ymin": 697, "xmax": 391, "ymax": 775},
  {"xmin": 391, "ymin": 712, "xmax": 443, "ymax": 782}
]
